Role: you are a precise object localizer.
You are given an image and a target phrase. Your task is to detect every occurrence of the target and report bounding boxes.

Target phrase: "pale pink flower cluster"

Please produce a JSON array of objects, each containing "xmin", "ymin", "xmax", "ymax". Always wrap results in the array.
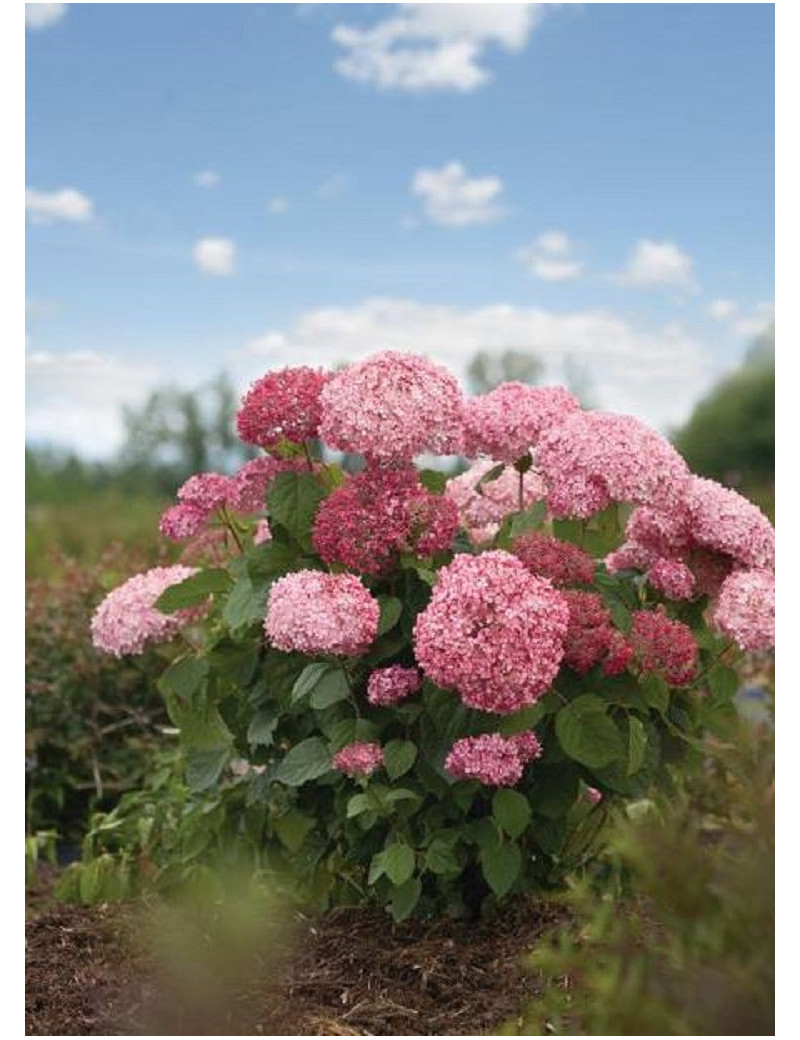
[
  {"xmin": 319, "ymin": 351, "xmax": 464, "ymax": 460},
  {"xmin": 332, "ymin": 741, "xmax": 384, "ymax": 778},
  {"xmin": 537, "ymin": 411, "xmax": 690, "ymax": 519},
  {"xmin": 367, "ymin": 665, "xmax": 421, "ymax": 707},
  {"xmin": 445, "ymin": 458, "xmax": 547, "ymax": 545},
  {"xmin": 91, "ymin": 565, "xmax": 201, "ymax": 657},
  {"xmin": 253, "ymin": 518, "xmax": 272, "ymax": 545},
  {"xmin": 463, "ymin": 383, "xmax": 580, "ymax": 462},
  {"xmin": 264, "ymin": 570, "xmax": 379, "ymax": 657},
  {"xmin": 646, "ymin": 558, "xmax": 696, "ymax": 601},
  {"xmin": 684, "ymin": 477, "xmax": 775, "ymax": 570},
  {"xmin": 445, "ymin": 731, "xmax": 542, "ymax": 787},
  {"xmin": 413, "ymin": 551, "xmax": 569, "ymax": 713},
  {"xmin": 712, "ymin": 569, "xmax": 775, "ymax": 652}
]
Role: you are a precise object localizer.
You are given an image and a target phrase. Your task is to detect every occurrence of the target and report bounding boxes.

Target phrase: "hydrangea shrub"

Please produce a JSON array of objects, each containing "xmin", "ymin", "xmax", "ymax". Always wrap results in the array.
[{"xmin": 89, "ymin": 351, "xmax": 775, "ymax": 919}]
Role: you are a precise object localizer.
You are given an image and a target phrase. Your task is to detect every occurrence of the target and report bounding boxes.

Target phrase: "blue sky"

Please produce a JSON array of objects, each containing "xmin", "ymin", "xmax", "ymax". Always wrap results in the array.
[{"xmin": 25, "ymin": 2, "xmax": 775, "ymax": 456}]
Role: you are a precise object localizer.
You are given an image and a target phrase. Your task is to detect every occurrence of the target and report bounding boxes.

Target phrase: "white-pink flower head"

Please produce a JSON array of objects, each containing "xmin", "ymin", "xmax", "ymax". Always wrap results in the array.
[
  {"xmin": 445, "ymin": 732, "xmax": 540, "ymax": 787},
  {"xmin": 537, "ymin": 411, "xmax": 690, "ymax": 519},
  {"xmin": 264, "ymin": 570, "xmax": 379, "ymax": 657},
  {"xmin": 367, "ymin": 665, "xmax": 421, "ymax": 706},
  {"xmin": 318, "ymin": 350, "xmax": 464, "ymax": 460},
  {"xmin": 712, "ymin": 568, "xmax": 775, "ymax": 652},
  {"xmin": 463, "ymin": 383, "xmax": 580, "ymax": 462},
  {"xmin": 445, "ymin": 458, "xmax": 547, "ymax": 545},
  {"xmin": 90, "ymin": 565, "xmax": 202, "ymax": 657},
  {"xmin": 413, "ymin": 551, "xmax": 569, "ymax": 714},
  {"xmin": 684, "ymin": 477, "xmax": 775, "ymax": 570}
]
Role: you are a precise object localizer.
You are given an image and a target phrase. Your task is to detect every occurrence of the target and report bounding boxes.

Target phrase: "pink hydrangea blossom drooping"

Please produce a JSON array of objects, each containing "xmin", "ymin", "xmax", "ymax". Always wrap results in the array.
[
  {"xmin": 237, "ymin": 366, "xmax": 329, "ymax": 449},
  {"xmin": 537, "ymin": 411, "xmax": 690, "ymax": 519},
  {"xmin": 318, "ymin": 351, "xmax": 464, "ymax": 460},
  {"xmin": 711, "ymin": 568, "xmax": 775, "ymax": 652},
  {"xmin": 445, "ymin": 458, "xmax": 547, "ymax": 545},
  {"xmin": 630, "ymin": 608, "xmax": 698, "ymax": 686},
  {"xmin": 312, "ymin": 464, "xmax": 457, "ymax": 574},
  {"xmin": 512, "ymin": 531, "xmax": 595, "ymax": 586},
  {"xmin": 91, "ymin": 565, "xmax": 202, "ymax": 657},
  {"xmin": 332, "ymin": 741, "xmax": 384, "ymax": 778},
  {"xmin": 413, "ymin": 551, "xmax": 569, "ymax": 713},
  {"xmin": 265, "ymin": 570, "xmax": 379, "ymax": 657},
  {"xmin": 445, "ymin": 732, "xmax": 540, "ymax": 787},
  {"xmin": 463, "ymin": 383, "xmax": 580, "ymax": 462},
  {"xmin": 367, "ymin": 665, "xmax": 421, "ymax": 707}
]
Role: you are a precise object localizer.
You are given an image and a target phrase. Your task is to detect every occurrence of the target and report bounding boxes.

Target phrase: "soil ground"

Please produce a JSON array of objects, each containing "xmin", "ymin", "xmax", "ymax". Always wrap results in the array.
[{"xmin": 25, "ymin": 875, "xmax": 568, "ymax": 1036}]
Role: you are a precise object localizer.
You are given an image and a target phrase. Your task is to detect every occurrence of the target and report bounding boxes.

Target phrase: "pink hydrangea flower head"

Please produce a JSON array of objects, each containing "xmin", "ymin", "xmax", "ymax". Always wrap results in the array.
[
  {"xmin": 689, "ymin": 547, "xmax": 735, "ymax": 599},
  {"xmin": 605, "ymin": 542, "xmax": 658, "ymax": 575},
  {"xmin": 177, "ymin": 472, "xmax": 234, "ymax": 513},
  {"xmin": 512, "ymin": 531, "xmax": 595, "ymax": 586},
  {"xmin": 312, "ymin": 464, "xmax": 457, "ymax": 575},
  {"xmin": 445, "ymin": 458, "xmax": 547, "ymax": 545},
  {"xmin": 712, "ymin": 568, "xmax": 775, "ymax": 652},
  {"xmin": 537, "ymin": 411, "xmax": 690, "ymax": 519},
  {"xmin": 253, "ymin": 518, "xmax": 272, "ymax": 545},
  {"xmin": 159, "ymin": 503, "xmax": 208, "ymax": 542},
  {"xmin": 413, "ymin": 551, "xmax": 569, "ymax": 713},
  {"xmin": 630, "ymin": 608, "xmax": 698, "ymax": 686},
  {"xmin": 603, "ymin": 630, "xmax": 634, "ymax": 676},
  {"xmin": 332, "ymin": 741, "xmax": 384, "ymax": 778},
  {"xmin": 237, "ymin": 366, "xmax": 329, "ymax": 449},
  {"xmin": 318, "ymin": 351, "xmax": 465, "ymax": 460},
  {"xmin": 684, "ymin": 477, "xmax": 775, "ymax": 570},
  {"xmin": 367, "ymin": 665, "xmax": 421, "ymax": 707},
  {"xmin": 229, "ymin": 455, "xmax": 304, "ymax": 513},
  {"xmin": 91, "ymin": 565, "xmax": 202, "ymax": 657},
  {"xmin": 445, "ymin": 733, "xmax": 528, "ymax": 787},
  {"xmin": 509, "ymin": 731, "xmax": 543, "ymax": 764},
  {"xmin": 561, "ymin": 590, "xmax": 619, "ymax": 675},
  {"xmin": 265, "ymin": 570, "xmax": 379, "ymax": 657},
  {"xmin": 463, "ymin": 383, "xmax": 580, "ymax": 462},
  {"xmin": 626, "ymin": 505, "xmax": 693, "ymax": 559},
  {"xmin": 647, "ymin": 558, "xmax": 696, "ymax": 601}
]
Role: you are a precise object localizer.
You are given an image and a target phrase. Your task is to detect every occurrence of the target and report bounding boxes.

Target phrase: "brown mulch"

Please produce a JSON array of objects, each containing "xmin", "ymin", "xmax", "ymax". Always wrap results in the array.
[{"xmin": 25, "ymin": 893, "xmax": 569, "ymax": 1035}]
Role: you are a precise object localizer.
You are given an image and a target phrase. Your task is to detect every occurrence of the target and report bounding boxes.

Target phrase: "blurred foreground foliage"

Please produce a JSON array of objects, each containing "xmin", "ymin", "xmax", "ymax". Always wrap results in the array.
[{"xmin": 513, "ymin": 703, "xmax": 774, "ymax": 1036}]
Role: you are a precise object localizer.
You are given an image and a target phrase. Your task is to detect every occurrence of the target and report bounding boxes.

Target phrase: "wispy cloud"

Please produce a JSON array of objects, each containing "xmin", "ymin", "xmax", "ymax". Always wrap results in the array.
[
  {"xmin": 516, "ymin": 230, "xmax": 584, "ymax": 281},
  {"xmin": 267, "ymin": 196, "xmax": 290, "ymax": 215},
  {"xmin": 613, "ymin": 239, "xmax": 695, "ymax": 290},
  {"xmin": 316, "ymin": 174, "xmax": 350, "ymax": 199},
  {"xmin": 411, "ymin": 161, "xmax": 504, "ymax": 227},
  {"xmin": 193, "ymin": 237, "xmax": 236, "ymax": 276},
  {"xmin": 194, "ymin": 169, "xmax": 221, "ymax": 188},
  {"xmin": 25, "ymin": 3, "xmax": 67, "ymax": 30},
  {"xmin": 26, "ymin": 186, "xmax": 93, "ymax": 224}
]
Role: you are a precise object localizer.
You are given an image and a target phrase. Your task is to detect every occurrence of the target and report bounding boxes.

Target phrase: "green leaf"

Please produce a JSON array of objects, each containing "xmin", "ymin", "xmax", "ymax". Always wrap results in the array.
[
  {"xmin": 377, "ymin": 595, "xmax": 404, "ymax": 636},
  {"xmin": 552, "ymin": 518, "xmax": 584, "ymax": 546},
  {"xmin": 527, "ymin": 764, "xmax": 580, "ymax": 819},
  {"xmin": 384, "ymin": 739, "xmax": 417, "ymax": 781},
  {"xmin": 291, "ymin": 663, "xmax": 350, "ymax": 709},
  {"xmin": 476, "ymin": 462, "xmax": 506, "ymax": 489},
  {"xmin": 706, "ymin": 663, "xmax": 740, "ymax": 705},
  {"xmin": 155, "ymin": 568, "xmax": 230, "ymax": 613},
  {"xmin": 627, "ymin": 715, "xmax": 648, "ymax": 776},
  {"xmin": 640, "ymin": 673, "xmax": 670, "ymax": 714},
  {"xmin": 158, "ymin": 655, "xmax": 209, "ymax": 701},
  {"xmin": 273, "ymin": 809, "xmax": 314, "ymax": 852},
  {"xmin": 418, "ymin": 469, "xmax": 447, "ymax": 494},
  {"xmin": 425, "ymin": 838, "xmax": 461, "ymax": 875},
  {"xmin": 382, "ymin": 843, "xmax": 416, "ymax": 886},
  {"xmin": 222, "ymin": 574, "xmax": 270, "ymax": 632},
  {"xmin": 274, "ymin": 737, "xmax": 332, "ymax": 786},
  {"xmin": 346, "ymin": 793, "xmax": 372, "ymax": 819},
  {"xmin": 267, "ymin": 472, "xmax": 326, "ymax": 550},
  {"xmin": 390, "ymin": 876, "xmax": 422, "ymax": 922},
  {"xmin": 292, "ymin": 663, "xmax": 331, "ymax": 703},
  {"xmin": 247, "ymin": 709, "xmax": 279, "ymax": 748},
  {"xmin": 508, "ymin": 500, "xmax": 547, "ymax": 539},
  {"xmin": 492, "ymin": 789, "xmax": 532, "ymax": 840},
  {"xmin": 480, "ymin": 837, "xmax": 522, "ymax": 898},
  {"xmin": 185, "ymin": 747, "xmax": 230, "ymax": 792},
  {"xmin": 555, "ymin": 695, "xmax": 626, "ymax": 769}
]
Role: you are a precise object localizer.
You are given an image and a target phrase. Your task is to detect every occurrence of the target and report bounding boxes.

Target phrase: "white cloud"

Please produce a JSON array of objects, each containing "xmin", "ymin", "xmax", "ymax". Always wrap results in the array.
[
  {"xmin": 707, "ymin": 298, "xmax": 737, "ymax": 321},
  {"xmin": 267, "ymin": 196, "xmax": 290, "ymax": 215},
  {"xmin": 25, "ymin": 3, "xmax": 67, "ymax": 30},
  {"xmin": 316, "ymin": 174, "xmax": 350, "ymax": 199},
  {"xmin": 26, "ymin": 350, "xmax": 162, "ymax": 457},
  {"xmin": 412, "ymin": 161, "xmax": 504, "ymax": 227},
  {"xmin": 614, "ymin": 239, "xmax": 695, "ymax": 290},
  {"xmin": 732, "ymin": 301, "xmax": 774, "ymax": 339},
  {"xmin": 516, "ymin": 230, "xmax": 584, "ymax": 281},
  {"xmin": 240, "ymin": 296, "xmax": 714, "ymax": 430},
  {"xmin": 25, "ymin": 187, "xmax": 93, "ymax": 224},
  {"xmin": 194, "ymin": 169, "xmax": 221, "ymax": 188},
  {"xmin": 193, "ymin": 237, "xmax": 236, "ymax": 276},
  {"xmin": 331, "ymin": 3, "xmax": 546, "ymax": 92}
]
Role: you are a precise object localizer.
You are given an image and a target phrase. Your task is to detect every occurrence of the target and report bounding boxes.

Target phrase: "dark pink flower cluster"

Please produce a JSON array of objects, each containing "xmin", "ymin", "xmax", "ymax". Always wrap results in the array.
[
  {"xmin": 91, "ymin": 565, "xmax": 202, "ymax": 657},
  {"xmin": 319, "ymin": 351, "xmax": 464, "ymax": 460},
  {"xmin": 445, "ymin": 731, "xmax": 541, "ymax": 787},
  {"xmin": 312, "ymin": 465, "xmax": 457, "ymax": 574},
  {"xmin": 512, "ymin": 531, "xmax": 595, "ymax": 586},
  {"xmin": 537, "ymin": 411, "xmax": 690, "ymax": 519},
  {"xmin": 445, "ymin": 458, "xmax": 547, "ymax": 545},
  {"xmin": 367, "ymin": 665, "xmax": 421, "ymax": 707},
  {"xmin": 463, "ymin": 383, "xmax": 580, "ymax": 462},
  {"xmin": 332, "ymin": 741, "xmax": 384, "ymax": 778},
  {"xmin": 228, "ymin": 455, "xmax": 304, "ymax": 513},
  {"xmin": 712, "ymin": 569, "xmax": 775, "ymax": 652},
  {"xmin": 630, "ymin": 609, "xmax": 698, "ymax": 686},
  {"xmin": 413, "ymin": 551, "xmax": 569, "ymax": 714},
  {"xmin": 561, "ymin": 590, "xmax": 632, "ymax": 676},
  {"xmin": 237, "ymin": 366, "xmax": 329, "ymax": 449},
  {"xmin": 265, "ymin": 570, "xmax": 379, "ymax": 657},
  {"xmin": 646, "ymin": 558, "xmax": 695, "ymax": 601}
]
